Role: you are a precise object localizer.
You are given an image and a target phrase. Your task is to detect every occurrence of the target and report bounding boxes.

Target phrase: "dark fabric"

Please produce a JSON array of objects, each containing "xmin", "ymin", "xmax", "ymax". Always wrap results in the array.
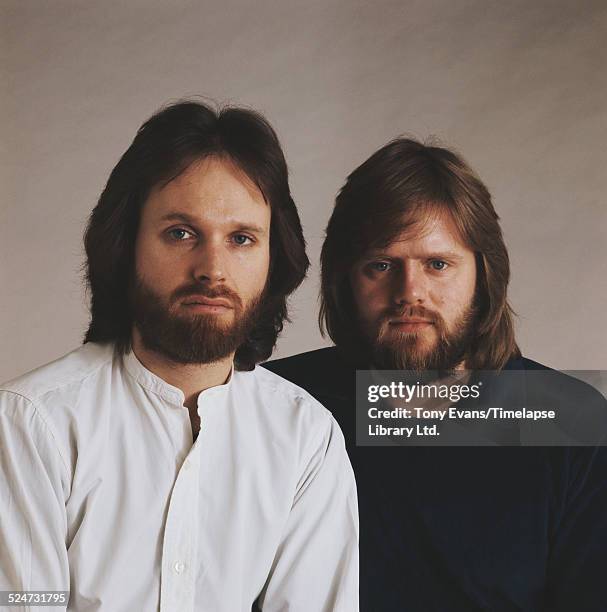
[{"xmin": 263, "ymin": 347, "xmax": 607, "ymax": 612}]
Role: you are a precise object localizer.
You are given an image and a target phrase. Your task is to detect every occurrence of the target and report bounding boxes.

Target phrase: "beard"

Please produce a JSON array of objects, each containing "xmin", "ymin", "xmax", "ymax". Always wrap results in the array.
[
  {"xmin": 130, "ymin": 276, "xmax": 264, "ymax": 365},
  {"xmin": 369, "ymin": 302, "xmax": 478, "ymax": 373}
]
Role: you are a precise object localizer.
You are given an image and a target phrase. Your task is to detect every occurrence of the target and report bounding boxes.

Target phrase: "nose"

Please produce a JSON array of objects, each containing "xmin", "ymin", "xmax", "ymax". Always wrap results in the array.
[
  {"xmin": 393, "ymin": 261, "xmax": 426, "ymax": 305},
  {"xmin": 190, "ymin": 239, "xmax": 226, "ymax": 283}
]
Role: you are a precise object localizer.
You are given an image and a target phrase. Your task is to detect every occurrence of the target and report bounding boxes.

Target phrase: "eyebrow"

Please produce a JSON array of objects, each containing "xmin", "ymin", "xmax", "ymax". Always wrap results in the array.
[
  {"xmin": 364, "ymin": 249, "xmax": 466, "ymax": 261},
  {"xmin": 159, "ymin": 212, "xmax": 267, "ymax": 235},
  {"xmin": 424, "ymin": 251, "xmax": 466, "ymax": 262}
]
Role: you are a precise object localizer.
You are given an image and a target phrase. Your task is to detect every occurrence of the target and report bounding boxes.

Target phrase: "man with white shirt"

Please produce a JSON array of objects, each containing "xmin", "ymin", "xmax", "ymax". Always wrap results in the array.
[{"xmin": 0, "ymin": 101, "xmax": 358, "ymax": 611}]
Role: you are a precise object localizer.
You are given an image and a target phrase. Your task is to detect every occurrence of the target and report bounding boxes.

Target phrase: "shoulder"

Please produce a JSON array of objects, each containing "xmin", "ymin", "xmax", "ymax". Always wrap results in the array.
[
  {"xmin": 510, "ymin": 356, "xmax": 606, "ymax": 407},
  {"xmin": 233, "ymin": 366, "xmax": 348, "ymax": 465},
  {"xmin": 508, "ymin": 356, "xmax": 607, "ymax": 449},
  {"xmin": 263, "ymin": 346, "xmax": 341, "ymax": 376},
  {"xmin": 236, "ymin": 364, "xmax": 333, "ymax": 426},
  {"xmin": 262, "ymin": 346, "xmax": 353, "ymax": 400},
  {"xmin": 510, "ymin": 356, "xmax": 552, "ymax": 371},
  {"xmin": 0, "ymin": 344, "xmax": 114, "ymax": 485},
  {"xmin": 0, "ymin": 342, "xmax": 115, "ymax": 406}
]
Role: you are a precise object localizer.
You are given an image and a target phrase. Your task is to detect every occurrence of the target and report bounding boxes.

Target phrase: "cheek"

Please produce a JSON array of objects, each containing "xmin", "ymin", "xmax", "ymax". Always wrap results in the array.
[
  {"xmin": 134, "ymin": 235, "xmax": 156, "ymax": 279},
  {"xmin": 135, "ymin": 234, "xmax": 184, "ymax": 291},
  {"xmin": 238, "ymin": 244, "xmax": 269, "ymax": 269},
  {"xmin": 455, "ymin": 266, "xmax": 477, "ymax": 310},
  {"xmin": 350, "ymin": 272, "xmax": 386, "ymax": 323},
  {"xmin": 429, "ymin": 273, "xmax": 476, "ymax": 318},
  {"xmin": 232, "ymin": 246, "xmax": 270, "ymax": 295}
]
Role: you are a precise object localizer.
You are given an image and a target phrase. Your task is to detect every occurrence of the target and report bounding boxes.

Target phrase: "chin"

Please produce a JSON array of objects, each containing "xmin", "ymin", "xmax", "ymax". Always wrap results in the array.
[
  {"xmin": 181, "ymin": 312, "xmax": 235, "ymax": 324},
  {"xmin": 389, "ymin": 329, "xmax": 436, "ymax": 347}
]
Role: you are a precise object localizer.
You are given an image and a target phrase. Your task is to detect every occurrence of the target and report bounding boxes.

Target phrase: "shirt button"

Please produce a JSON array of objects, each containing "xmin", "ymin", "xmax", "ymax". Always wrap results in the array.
[
  {"xmin": 174, "ymin": 561, "xmax": 185, "ymax": 574},
  {"xmin": 182, "ymin": 460, "xmax": 190, "ymax": 471}
]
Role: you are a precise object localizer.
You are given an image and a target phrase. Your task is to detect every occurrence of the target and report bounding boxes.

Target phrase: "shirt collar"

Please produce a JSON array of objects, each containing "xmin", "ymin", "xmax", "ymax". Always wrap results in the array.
[
  {"xmin": 122, "ymin": 347, "xmax": 235, "ymax": 409},
  {"xmin": 123, "ymin": 348, "xmax": 185, "ymax": 406},
  {"xmin": 196, "ymin": 362, "xmax": 234, "ymax": 412}
]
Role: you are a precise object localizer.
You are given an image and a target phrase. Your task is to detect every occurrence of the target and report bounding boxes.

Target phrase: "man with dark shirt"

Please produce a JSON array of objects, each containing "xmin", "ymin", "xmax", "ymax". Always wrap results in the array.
[{"xmin": 264, "ymin": 138, "xmax": 607, "ymax": 611}]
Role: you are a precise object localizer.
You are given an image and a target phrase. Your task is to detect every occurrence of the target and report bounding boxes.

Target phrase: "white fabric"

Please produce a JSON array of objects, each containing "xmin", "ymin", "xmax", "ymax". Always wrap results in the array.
[{"xmin": 0, "ymin": 343, "xmax": 358, "ymax": 611}]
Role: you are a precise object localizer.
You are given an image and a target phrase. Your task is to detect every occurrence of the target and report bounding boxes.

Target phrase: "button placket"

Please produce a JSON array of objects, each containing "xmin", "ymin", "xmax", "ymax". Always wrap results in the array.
[
  {"xmin": 159, "ymin": 443, "xmax": 201, "ymax": 612},
  {"xmin": 173, "ymin": 561, "xmax": 185, "ymax": 574}
]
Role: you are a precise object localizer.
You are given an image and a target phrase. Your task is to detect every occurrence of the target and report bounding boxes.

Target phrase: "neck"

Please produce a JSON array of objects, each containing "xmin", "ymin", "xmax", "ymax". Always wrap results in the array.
[{"xmin": 131, "ymin": 330, "xmax": 233, "ymax": 409}]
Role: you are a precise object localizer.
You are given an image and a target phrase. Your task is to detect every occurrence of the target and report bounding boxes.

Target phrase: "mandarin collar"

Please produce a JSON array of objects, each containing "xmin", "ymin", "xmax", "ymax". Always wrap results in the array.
[{"xmin": 123, "ymin": 348, "xmax": 234, "ymax": 409}]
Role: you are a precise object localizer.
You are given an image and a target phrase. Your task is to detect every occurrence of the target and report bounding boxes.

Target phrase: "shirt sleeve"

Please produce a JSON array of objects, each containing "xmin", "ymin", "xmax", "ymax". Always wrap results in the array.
[
  {"xmin": 256, "ymin": 411, "xmax": 359, "ymax": 611},
  {"xmin": 0, "ymin": 391, "xmax": 70, "ymax": 604},
  {"xmin": 545, "ymin": 444, "xmax": 607, "ymax": 610}
]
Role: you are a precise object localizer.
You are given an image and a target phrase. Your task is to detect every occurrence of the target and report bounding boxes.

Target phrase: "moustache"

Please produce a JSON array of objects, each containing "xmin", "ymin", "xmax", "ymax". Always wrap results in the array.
[
  {"xmin": 171, "ymin": 283, "xmax": 242, "ymax": 309},
  {"xmin": 381, "ymin": 305, "xmax": 441, "ymax": 325}
]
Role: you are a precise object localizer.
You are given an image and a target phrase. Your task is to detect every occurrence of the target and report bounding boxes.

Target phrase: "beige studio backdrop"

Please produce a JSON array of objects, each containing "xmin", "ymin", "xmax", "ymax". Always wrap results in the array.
[{"xmin": 1, "ymin": 0, "xmax": 606, "ymax": 382}]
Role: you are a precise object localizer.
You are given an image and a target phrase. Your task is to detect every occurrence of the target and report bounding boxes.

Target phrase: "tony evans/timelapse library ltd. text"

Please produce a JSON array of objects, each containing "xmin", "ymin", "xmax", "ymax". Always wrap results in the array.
[{"xmin": 361, "ymin": 377, "xmax": 557, "ymax": 441}]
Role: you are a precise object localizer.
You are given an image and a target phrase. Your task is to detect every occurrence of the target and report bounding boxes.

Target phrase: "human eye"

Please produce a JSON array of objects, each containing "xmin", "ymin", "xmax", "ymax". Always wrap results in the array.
[
  {"xmin": 231, "ymin": 233, "xmax": 254, "ymax": 246},
  {"xmin": 166, "ymin": 227, "xmax": 195, "ymax": 241},
  {"xmin": 368, "ymin": 261, "xmax": 392, "ymax": 273},
  {"xmin": 428, "ymin": 259, "xmax": 449, "ymax": 271}
]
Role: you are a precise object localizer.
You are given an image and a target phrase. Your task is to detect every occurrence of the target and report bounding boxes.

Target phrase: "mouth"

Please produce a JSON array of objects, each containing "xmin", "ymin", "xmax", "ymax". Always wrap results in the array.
[
  {"xmin": 388, "ymin": 319, "xmax": 433, "ymax": 331},
  {"xmin": 181, "ymin": 296, "xmax": 233, "ymax": 312}
]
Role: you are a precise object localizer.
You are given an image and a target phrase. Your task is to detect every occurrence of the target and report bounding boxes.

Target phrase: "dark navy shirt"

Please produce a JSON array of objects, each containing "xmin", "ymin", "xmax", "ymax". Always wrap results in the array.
[{"xmin": 263, "ymin": 348, "xmax": 607, "ymax": 612}]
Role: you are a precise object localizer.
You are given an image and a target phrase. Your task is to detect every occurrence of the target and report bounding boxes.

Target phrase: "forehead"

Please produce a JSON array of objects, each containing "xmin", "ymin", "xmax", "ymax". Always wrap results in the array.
[
  {"xmin": 142, "ymin": 157, "xmax": 270, "ymax": 226},
  {"xmin": 371, "ymin": 208, "xmax": 471, "ymax": 255}
]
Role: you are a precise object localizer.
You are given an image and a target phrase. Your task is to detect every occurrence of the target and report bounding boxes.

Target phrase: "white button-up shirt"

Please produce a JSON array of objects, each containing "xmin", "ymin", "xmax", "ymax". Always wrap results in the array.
[{"xmin": 0, "ymin": 343, "xmax": 358, "ymax": 611}]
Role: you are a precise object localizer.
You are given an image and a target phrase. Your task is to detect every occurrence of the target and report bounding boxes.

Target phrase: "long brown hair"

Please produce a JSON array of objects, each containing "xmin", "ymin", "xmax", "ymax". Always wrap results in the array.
[
  {"xmin": 320, "ymin": 137, "xmax": 519, "ymax": 370},
  {"xmin": 84, "ymin": 101, "xmax": 309, "ymax": 370}
]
